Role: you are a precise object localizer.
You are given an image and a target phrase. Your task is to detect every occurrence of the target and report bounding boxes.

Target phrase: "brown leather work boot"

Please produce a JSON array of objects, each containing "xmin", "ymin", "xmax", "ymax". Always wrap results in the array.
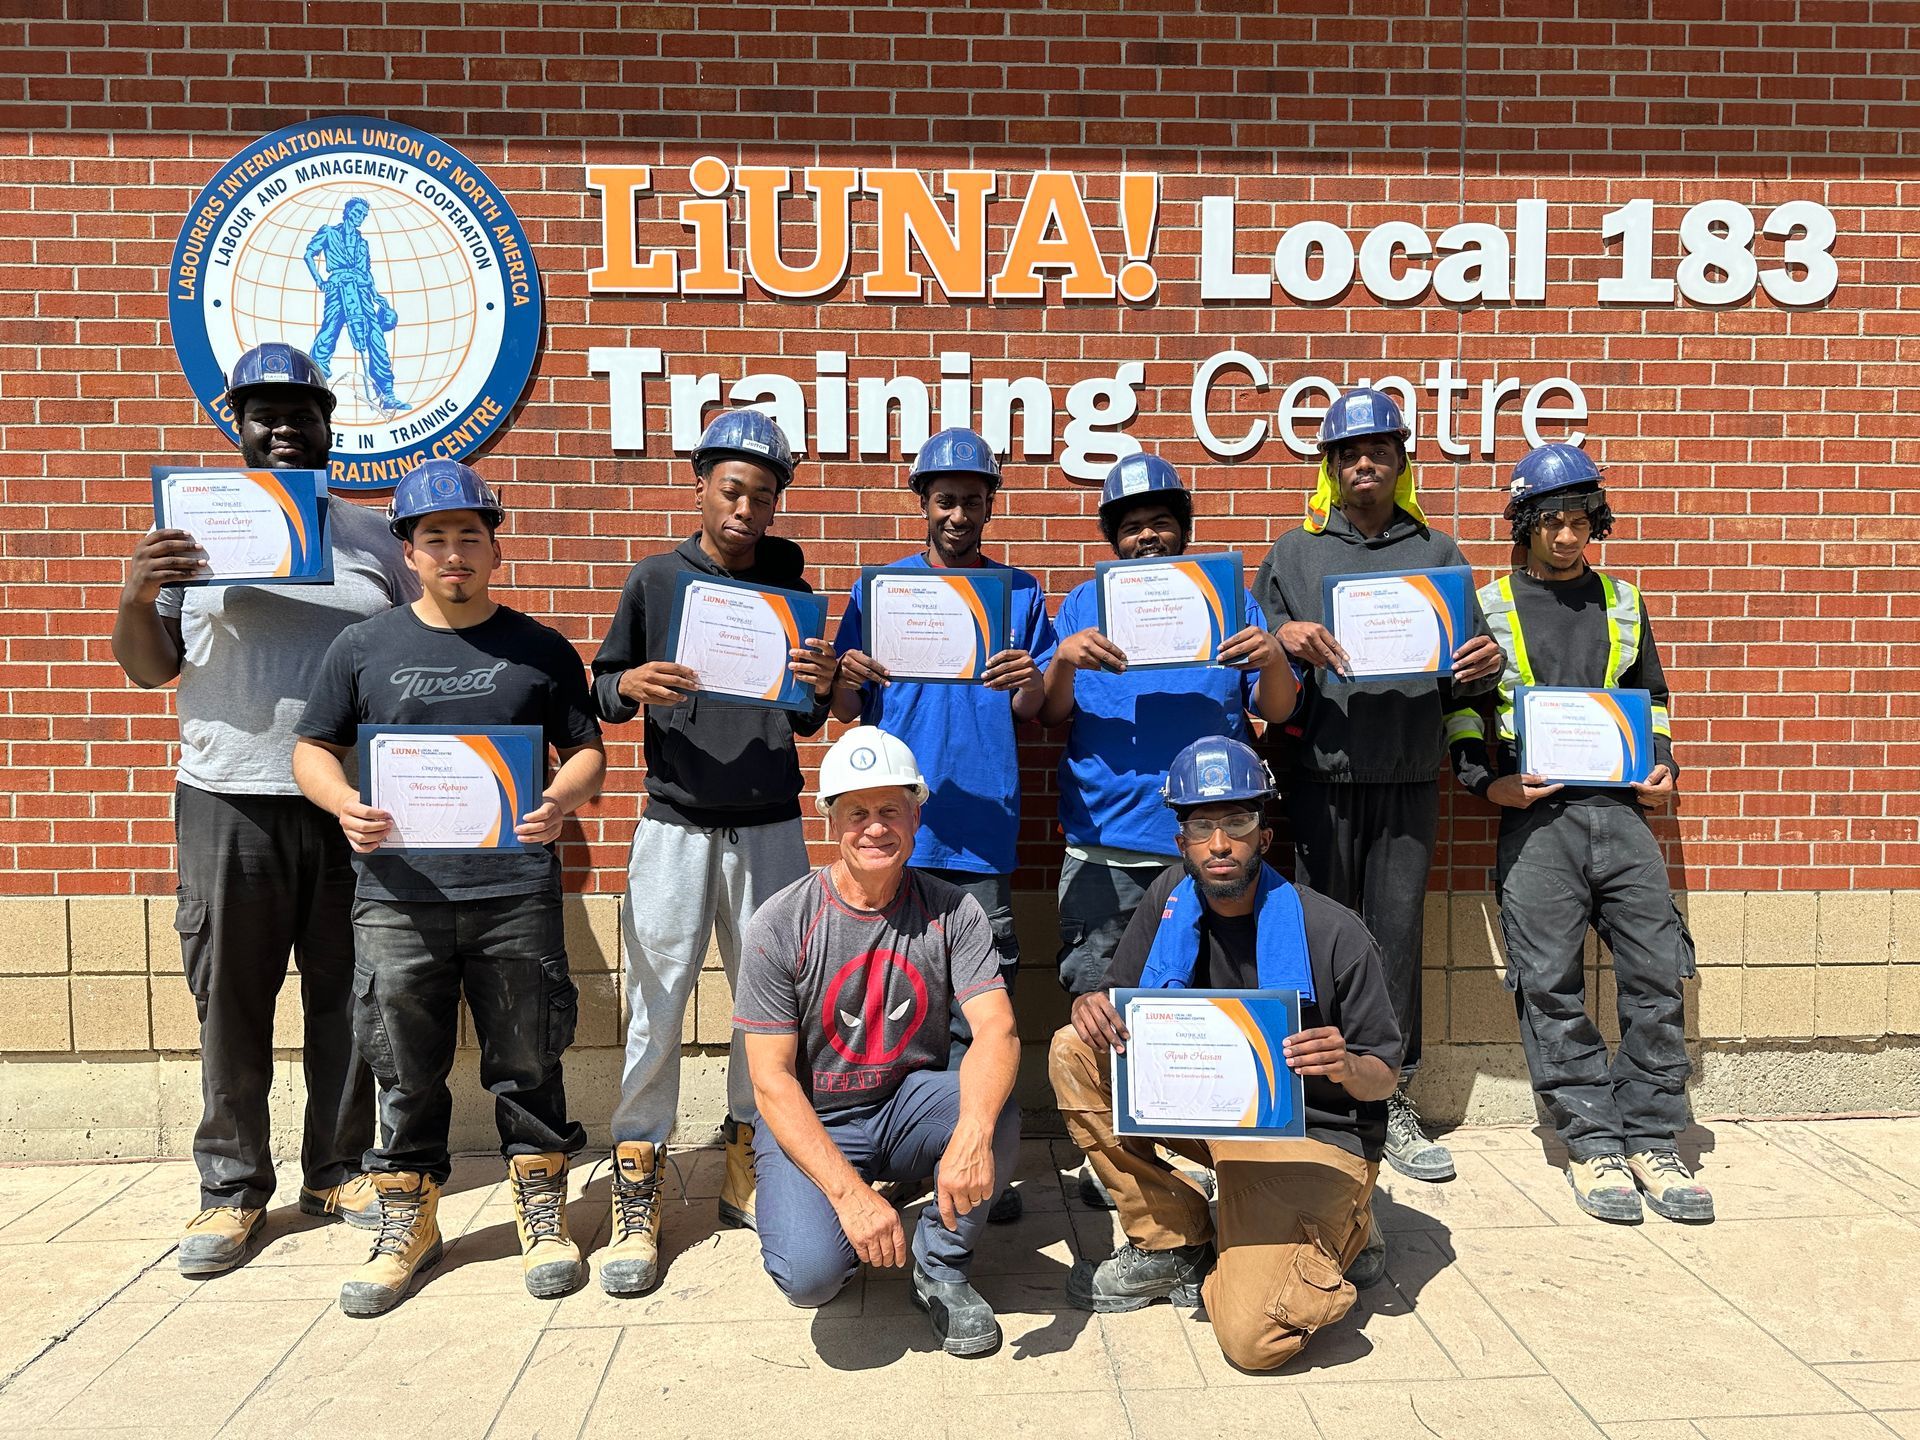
[
  {"xmin": 599, "ymin": 1140, "xmax": 664, "ymax": 1296},
  {"xmin": 719, "ymin": 1117, "xmax": 756, "ymax": 1231},
  {"xmin": 177, "ymin": 1205, "xmax": 264, "ymax": 1277},
  {"xmin": 338, "ymin": 1172, "xmax": 442, "ymax": 1317},
  {"xmin": 509, "ymin": 1152, "xmax": 583, "ymax": 1298},
  {"xmin": 299, "ymin": 1173, "xmax": 381, "ymax": 1230}
]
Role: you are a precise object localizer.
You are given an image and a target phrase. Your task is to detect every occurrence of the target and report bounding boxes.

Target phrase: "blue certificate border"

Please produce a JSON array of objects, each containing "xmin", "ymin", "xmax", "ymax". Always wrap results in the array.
[
  {"xmin": 662, "ymin": 571, "xmax": 828, "ymax": 713},
  {"xmin": 1093, "ymin": 550, "xmax": 1244, "ymax": 671},
  {"xmin": 356, "ymin": 724, "xmax": 545, "ymax": 852},
  {"xmin": 1514, "ymin": 685, "xmax": 1655, "ymax": 788},
  {"xmin": 1320, "ymin": 564, "xmax": 1474, "ymax": 683},
  {"xmin": 151, "ymin": 467, "xmax": 334, "ymax": 587},
  {"xmin": 859, "ymin": 564, "xmax": 1012, "ymax": 685},
  {"xmin": 1110, "ymin": 987, "xmax": 1307, "ymax": 1141}
]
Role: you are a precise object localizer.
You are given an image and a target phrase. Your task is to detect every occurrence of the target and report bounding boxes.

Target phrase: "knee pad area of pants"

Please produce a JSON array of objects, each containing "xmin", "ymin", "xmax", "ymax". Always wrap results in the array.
[{"xmin": 767, "ymin": 1255, "xmax": 858, "ymax": 1309}]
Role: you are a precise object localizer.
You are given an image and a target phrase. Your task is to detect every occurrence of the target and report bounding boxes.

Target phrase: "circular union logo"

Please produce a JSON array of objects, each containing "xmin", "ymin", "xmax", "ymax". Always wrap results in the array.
[
  {"xmin": 850, "ymin": 747, "xmax": 878, "ymax": 771},
  {"xmin": 168, "ymin": 116, "xmax": 542, "ymax": 492}
]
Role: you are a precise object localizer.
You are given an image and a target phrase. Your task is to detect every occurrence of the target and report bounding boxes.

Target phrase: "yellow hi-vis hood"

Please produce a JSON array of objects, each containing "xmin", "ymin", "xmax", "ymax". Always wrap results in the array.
[{"xmin": 1303, "ymin": 454, "xmax": 1428, "ymax": 534}]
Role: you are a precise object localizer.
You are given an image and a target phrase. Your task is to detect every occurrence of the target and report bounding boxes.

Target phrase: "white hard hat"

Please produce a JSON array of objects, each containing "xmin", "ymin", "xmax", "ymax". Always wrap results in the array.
[{"xmin": 815, "ymin": 726, "xmax": 929, "ymax": 814}]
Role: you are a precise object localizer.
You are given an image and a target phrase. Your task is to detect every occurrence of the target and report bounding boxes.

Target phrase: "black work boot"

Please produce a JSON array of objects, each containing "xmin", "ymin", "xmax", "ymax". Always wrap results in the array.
[
  {"xmin": 1066, "ymin": 1241, "xmax": 1215, "ymax": 1313},
  {"xmin": 910, "ymin": 1264, "xmax": 1001, "ymax": 1357}
]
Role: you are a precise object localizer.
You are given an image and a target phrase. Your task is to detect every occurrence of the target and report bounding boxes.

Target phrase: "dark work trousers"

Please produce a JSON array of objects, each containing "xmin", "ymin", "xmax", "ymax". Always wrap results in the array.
[
  {"xmin": 350, "ymin": 892, "xmax": 588, "ymax": 1183},
  {"xmin": 1284, "ymin": 779, "xmax": 1437, "ymax": 1081},
  {"xmin": 924, "ymin": 868, "xmax": 1021, "ymax": 1065},
  {"xmin": 174, "ymin": 784, "xmax": 372, "ymax": 1211},
  {"xmin": 1496, "ymin": 800, "xmax": 1695, "ymax": 1159},
  {"xmin": 1055, "ymin": 854, "xmax": 1161, "ymax": 996}
]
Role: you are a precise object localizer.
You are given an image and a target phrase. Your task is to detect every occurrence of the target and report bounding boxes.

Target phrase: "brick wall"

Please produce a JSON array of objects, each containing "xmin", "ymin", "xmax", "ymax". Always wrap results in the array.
[{"xmin": 2, "ymin": 1, "xmax": 1918, "ymax": 912}]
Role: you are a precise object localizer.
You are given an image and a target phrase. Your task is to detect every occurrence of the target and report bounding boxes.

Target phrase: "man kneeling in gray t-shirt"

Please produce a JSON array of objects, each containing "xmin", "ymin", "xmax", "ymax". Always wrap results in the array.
[{"xmin": 733, "ymin": 727, "xmax": 1021, "ymax": 1358}]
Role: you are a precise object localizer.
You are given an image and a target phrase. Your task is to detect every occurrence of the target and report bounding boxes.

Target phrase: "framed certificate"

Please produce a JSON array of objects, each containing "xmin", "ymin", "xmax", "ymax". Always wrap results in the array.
[
  {"xmin": 1515, "ymin": 685, "xmax": 1655, "ymax": 787},
  {"xmin": 1093, "ymin": 551, "xmax": 1243, "ymax": 670},
  {"xmin": 860, "ymin": 565, "xmax": 1012, "ymax": 683},
  {"xmin": 1110, "ymin": 987, "xmax": 1307, "ymax": 1141},
  {"xmin": 1321, "ymin": 566, "xmax": 1474, "ymax": 682},
  {"xmin": 357, "ymin": 725, "xmax": 545, "ymax": 851},
  {"xmin": 150, "ymin": 467, "xmax": 333, "ymax": 586},
  {"xmin": 663, "ymin": 572, "xmax": 828, "ymax": 712}
]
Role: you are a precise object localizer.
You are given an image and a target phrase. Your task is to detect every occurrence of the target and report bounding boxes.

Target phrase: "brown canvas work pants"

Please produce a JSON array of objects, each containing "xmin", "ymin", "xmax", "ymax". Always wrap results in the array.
[{"xmin": 1049, "ymin": 1026, "xmax": 1378, "ymax": 1372}]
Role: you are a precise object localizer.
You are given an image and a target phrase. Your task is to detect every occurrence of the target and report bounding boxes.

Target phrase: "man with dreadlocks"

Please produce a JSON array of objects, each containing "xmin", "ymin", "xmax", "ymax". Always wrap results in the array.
[
  {"xmin": 1449, "ymin": 443, "xmax": 1711, "ymax": 1226},
  {"xmin": 1252, "ymin": 387, "xmax": 1502, "ymax": 1187}
]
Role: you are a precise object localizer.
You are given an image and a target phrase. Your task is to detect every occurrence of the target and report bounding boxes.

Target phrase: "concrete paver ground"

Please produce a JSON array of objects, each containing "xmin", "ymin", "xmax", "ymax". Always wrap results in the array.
[{"xmin": 1, "ymin": 1118, "xmax": 1917, "ymax": 1439}]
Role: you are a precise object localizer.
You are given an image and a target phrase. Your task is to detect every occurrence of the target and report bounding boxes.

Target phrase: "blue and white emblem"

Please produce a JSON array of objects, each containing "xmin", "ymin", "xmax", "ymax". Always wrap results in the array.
[{"xmin": 169, "ymin": 116, "xmax": 541, "ymax": 491}]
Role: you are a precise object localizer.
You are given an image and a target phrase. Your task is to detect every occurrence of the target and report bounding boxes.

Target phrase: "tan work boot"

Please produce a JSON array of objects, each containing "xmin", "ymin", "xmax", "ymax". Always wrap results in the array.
[
  {"xmin": 177, "ymin": 1205, "xmax": 264, "ymax": 1276},
  {"xmin": 1628, "ymin": 1148, "xmax": 1715, "ymax": 1223},
  {"xmin": 509, "ymin": 1152, "xmax": 583, "ymax": 1298},
  {"xmin": 599, "ymin": 1140, "xmax": 664, "ymax": 1296},
  {"xmin": 719, "ymin": 1117, "xmax": 756, "ymax": 1231},
  {"xmin": 299, "ymin": 1173, "xmax": 382, "ymax": 1230},
  {"xmin": 1566, "ymin": 1153, "xmax": 1643, "ymax": 1223},
  {"xmin": 338, "ymin": 1172, "xmax": 442, "ymax": 1317}
]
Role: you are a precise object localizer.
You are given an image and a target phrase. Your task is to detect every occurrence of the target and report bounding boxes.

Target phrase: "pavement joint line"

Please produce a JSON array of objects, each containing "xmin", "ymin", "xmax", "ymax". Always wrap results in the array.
[
  {"xmin": 1729, "ymin": 1119, "xmax": 1914, "ymax": 1215},
  {"xmin": 208, "ymin": 1299, "xmax": 330, "ymax": 1440},
  {"xmin": 0, "ymin": 1236, "xmax": 177, "ymax": 1401}
]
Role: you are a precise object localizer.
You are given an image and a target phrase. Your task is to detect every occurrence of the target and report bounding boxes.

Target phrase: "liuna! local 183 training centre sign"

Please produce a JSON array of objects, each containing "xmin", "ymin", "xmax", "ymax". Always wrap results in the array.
[{"xmin": 168, "ymin": 116, "xmax": 542, "ymax": 491}]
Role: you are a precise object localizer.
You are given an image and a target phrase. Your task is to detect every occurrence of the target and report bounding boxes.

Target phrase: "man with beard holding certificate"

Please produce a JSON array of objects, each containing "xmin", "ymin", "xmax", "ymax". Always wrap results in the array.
[
  {"xmin": 1039, "ymin": 453, "xmax": 1300, "ymax": 1207},
  {"xmin": 1252, "ymin": 387, "xmax": 1502, "ymax": 1186},
  {"xmin": 1449, "ymin": 444, "xmax": 1710, "ymax": 1225},
  {"xmin": 832, "ymin": 427, "xmax": 1057, "ymax": 1223},
  {"xmin": 293, "ymin": 461, "xmax": 605, "ymax": 1315},
  {"xmin": 1048, "ymin": 735, "xmax": 1401, "ymax": 1372},
  {"xmin": 113, "ymin": 342, "xmax": 418, "ymax": 1277}
]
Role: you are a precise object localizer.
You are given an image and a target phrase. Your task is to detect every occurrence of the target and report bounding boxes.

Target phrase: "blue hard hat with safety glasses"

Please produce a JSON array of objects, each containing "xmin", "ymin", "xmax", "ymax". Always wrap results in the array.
[
  {"xmin": 1162, "ymin": 736, "xmax": 1277, "ymax": 810},
  {"xmin": 692, "ymin": 409, "xmax": 795, "ymax": 490},
  {"xmin": 387, "ymin": 458, "xmax": 504, "ymax": 538},
  {"xmin": 908, "ymin": 427, "xmax": 1002, "ymax": 494},
  {"xmin": 1505, "ymin": 443, "xmax": 1604, "ymax": 516},
  {"xmin": 220, "ymin": 341, "xmax": 337, "ymax": 418},
  {"xmin": 1316, "ymin": 386, "xmax": 1410, "ymax": 451}
]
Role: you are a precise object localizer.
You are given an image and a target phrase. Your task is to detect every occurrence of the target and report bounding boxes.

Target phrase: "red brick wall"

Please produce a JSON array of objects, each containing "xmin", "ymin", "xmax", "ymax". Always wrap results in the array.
[{"xmin": 2, "ymin": 2, "xmax": 1915, "ymax": 901}]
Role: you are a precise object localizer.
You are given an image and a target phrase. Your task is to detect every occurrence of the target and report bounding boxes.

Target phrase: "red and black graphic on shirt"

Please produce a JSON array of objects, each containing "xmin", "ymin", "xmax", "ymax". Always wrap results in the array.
[{"xmin": 816, "ymin": 947, "xmax": 929, "ymax": 1091}]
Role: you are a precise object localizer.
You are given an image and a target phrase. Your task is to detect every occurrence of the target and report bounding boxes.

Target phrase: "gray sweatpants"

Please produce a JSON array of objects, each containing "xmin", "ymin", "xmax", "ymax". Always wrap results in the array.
[{"xmin": 612, "ymin": 812, "xmax": 811, "ymax": 1146}]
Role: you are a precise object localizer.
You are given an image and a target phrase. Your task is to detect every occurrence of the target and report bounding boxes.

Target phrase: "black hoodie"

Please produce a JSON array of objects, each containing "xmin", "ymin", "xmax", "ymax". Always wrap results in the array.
[{"xmin": 592, "ymin": 534, "xmax": 829, "ymax": 828}]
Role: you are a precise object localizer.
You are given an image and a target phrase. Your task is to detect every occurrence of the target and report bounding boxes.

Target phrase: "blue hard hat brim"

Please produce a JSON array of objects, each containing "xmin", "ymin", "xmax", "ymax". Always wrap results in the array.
[
  {"xmin": 223, "ymin": 379, "xmax": 337, "ymax": 418},
  {"xmin": 694, "ymin": 447, "xmax": 794, "ymax": 488}
]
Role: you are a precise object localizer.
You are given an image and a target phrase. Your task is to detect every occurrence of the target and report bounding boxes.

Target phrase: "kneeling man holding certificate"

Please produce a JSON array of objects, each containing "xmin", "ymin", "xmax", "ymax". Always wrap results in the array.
[
  {"xmin": 292, "ymin": 460, "xmax": 606, "ymax": 1316},
  {"xmin": 1049, "ymin": 736, "xmax": 1403, "ymax": 1373}
]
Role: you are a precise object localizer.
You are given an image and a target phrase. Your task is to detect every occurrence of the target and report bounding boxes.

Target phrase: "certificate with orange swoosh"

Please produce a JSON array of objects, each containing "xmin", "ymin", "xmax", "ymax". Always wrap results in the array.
[
  {"xmin": 1110, "ymin": 988, "xmax": 1306, "ymax": 1141},
  {"xmin": 861, "ymin": 565, "xmax": 1012, "ymax": 684},
  {"xmin": 357, "ymin": 725, "xmax": 544, "ymax": 850},
  {"xmin": 1321, "ymin": 565, "xmax": 1474, "ymax": 682},
  {"xmin": 151, "ymin": 467, "xmax": 333, "ymax": 586},
  {"xmin": 1095, "ymin": 551, "xmax": 1242, "ymax": 670},
  {"xmin": 664, "ymin": 572, "xmax": 828, "ymax": 711},
  {"xmin": 1515, "ymin": 686, "xmax": 1655, "ymax": 787}
]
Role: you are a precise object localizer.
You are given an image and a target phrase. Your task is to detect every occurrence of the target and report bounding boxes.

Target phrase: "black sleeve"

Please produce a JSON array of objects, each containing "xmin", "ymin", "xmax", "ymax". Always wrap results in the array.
[
  {"xmin": 1093, "ymin": 865, "xmax": 1179, "ymax": 993},
  {"xmin": 1621, "ymin": 595, "xmax": 1678, "ymax": 777},
  {"xmin": 590, "ymin": 567, "xmax": 647, "ymax": 725},
  {"xmin": 1316, "ymin": 898, "xmax": 1404, "ymax": 1070},
  {"xmin": 1251, "ymin": 540, "xmax": 1294, "ymax": 631},
  {"xmin": 1437, "ymin": 536, "xmax": 1497, "ymax": 702},
  {"xmin": 546, "ymin": 634, "xmax": 603, "ymax": 750},
  {"xmin": 293, "ymin": 629, "xmax": 363, "ymax": 747},
  {"xmin": 1448, "ymin": 697, "xmax": 1499, "ymax": 798}
]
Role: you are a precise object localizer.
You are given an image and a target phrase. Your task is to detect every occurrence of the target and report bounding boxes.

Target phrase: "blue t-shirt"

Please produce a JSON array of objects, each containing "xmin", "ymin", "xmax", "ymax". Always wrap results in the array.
[
  {"xmin": 1055, "ymin": 581, "xmax": 1267, "ymax": 856},
  {"xmin": 835, "ymin": 553, "xmax": 1058, "ymax": 875}
]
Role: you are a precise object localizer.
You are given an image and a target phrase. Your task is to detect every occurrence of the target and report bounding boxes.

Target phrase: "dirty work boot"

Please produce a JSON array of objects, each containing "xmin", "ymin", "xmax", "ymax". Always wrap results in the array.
[
  {"xmin": 299, "ymin": 1174, "xmax": 381, "ymax": 1230},
  {"xmin": 1566, "ymin": 1153, "xmax": 1643, "ymax": 1223},
  {"xmin": 1346, "ymin": 1198, "xmax": 1388, "ymax": 1289},
  {"xmin": 911, "ymin": 1264, "xmax": 1002, "ymax": 1357},
  {"xmin": 719, "ymin": 1117, "xmax": 756, "ymax": 1231},
  {"xmin": 1627, "ymin": 1148, "xmax": 1715, "ymax": 1223},
  {"xmin": 177, "ymin": 1205, "xmax": 264, "ymax": 1276},
  {"xmin": 1066, "ymin": 1241, "xmax": 1215, "ymax": 1313},
  {"xmin": 338, "ymin": 1172, "xmax": 442, "ymax": 1317},
  {"xmin": 1077, "ymin": 1161, "xmax": 1117, "ymax": 1210},
  {"xmin": 1384, "ymin": 1089, "xmax": 1456, "ymax": 1182},
  {"xmin": 599, "ymin": 1140, "xmax": 664, "ymax": 1297},
  {"xmin": 986, "ymin": 1184, "xmax": 1023, "ymax": 1224},
  {"xmin": 509, "ymin": 1153, "xmax": 583, "ymax": 1299}
]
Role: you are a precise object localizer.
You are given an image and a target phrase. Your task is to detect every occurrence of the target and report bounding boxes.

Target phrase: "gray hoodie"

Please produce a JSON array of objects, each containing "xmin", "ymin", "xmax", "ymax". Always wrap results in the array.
[{"xmin": 1253, "ymin": 507, "xmax": 1493, "ymax": 784}]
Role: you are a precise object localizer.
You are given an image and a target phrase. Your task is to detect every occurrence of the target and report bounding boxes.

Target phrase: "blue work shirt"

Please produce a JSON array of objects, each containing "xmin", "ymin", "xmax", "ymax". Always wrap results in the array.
[
  {"xmin": 1054, "ymin": 581, "xmax": 1269, "ymax": 856},
  {"xmin": 835, "ymin": 553, "xmax": 1058, "ymax": 876}
]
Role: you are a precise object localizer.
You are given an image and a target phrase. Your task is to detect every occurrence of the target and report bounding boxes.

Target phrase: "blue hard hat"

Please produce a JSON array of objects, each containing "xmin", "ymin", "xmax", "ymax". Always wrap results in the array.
[
  {"xmin": 1317, "ymin": 387, "xmax": 1409, "ymax": 451},
  {"xmin": 693, "ymin": 408, "xmax": 795, "ymax": 490},
  {"xmin": 1098, "ymin": 453, "xmax": 1192, "ymax": 536},
  {"xmin": 1162, "ymin": 736, "xmax": 1277, "ymax": 810},
  {"xmin": 221, "ymin": 342, "xmax": 336, "ymax": 418},
  {"xmin": 387, "ymin": 458, "xmax": 504, "ymax": 538},
  {"xmin": 1505, "ymin": 443, "xmax": 1604, "ymax": 517},
  {"xmin": 908, "ymin": 427, "xmax": 1002, "ymax": 493}
]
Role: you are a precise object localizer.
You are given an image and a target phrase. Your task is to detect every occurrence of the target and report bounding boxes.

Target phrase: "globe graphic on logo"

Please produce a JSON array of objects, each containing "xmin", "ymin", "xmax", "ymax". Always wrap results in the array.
[{"xmin": 225, "ymin": 184, "xmax": 477, "ymax": 429}]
